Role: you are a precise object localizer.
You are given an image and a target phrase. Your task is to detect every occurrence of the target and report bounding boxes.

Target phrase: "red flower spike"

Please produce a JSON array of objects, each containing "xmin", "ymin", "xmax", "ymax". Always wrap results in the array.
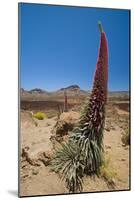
[{"xmin": 88, "ymin": 22, "xmax": 108, "ymax": 134}]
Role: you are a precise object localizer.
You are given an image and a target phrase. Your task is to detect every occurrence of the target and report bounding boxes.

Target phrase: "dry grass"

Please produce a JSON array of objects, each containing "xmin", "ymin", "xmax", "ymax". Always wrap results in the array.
[{"xmin": 99, "ymin": 157, "xmax": 117, "ymax": 188}]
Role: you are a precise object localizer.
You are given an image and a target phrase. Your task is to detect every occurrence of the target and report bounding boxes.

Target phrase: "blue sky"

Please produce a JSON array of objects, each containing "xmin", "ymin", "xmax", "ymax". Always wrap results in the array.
[{"xmin": 19, "ymin": 3, "xmax": 130, "ymax": 91}]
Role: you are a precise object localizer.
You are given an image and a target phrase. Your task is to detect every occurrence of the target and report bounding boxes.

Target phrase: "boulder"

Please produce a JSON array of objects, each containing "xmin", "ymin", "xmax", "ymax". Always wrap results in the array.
[{"xmin": 53, "ymin": 111, "xmax": 80, "ymax": 139}]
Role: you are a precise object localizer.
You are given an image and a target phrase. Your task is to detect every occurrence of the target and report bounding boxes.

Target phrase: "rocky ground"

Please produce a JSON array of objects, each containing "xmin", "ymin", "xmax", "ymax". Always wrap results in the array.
[{"xmin": 19, "ymin": 102, "xmax": 130, "ymax": 197}]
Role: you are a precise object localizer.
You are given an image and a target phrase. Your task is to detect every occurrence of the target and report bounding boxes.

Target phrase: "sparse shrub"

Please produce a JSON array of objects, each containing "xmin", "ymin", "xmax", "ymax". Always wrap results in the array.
[
  {"xmin": 121, "ymin": 128, "xmax": 130, "ymax": 146},
  {"xmin": 33, "ymin": 112, "xmax": 47, "ymax": 120}
]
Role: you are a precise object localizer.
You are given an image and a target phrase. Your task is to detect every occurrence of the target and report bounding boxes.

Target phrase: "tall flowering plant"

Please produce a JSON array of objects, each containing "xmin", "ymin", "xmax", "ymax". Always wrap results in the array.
[{"xmin": 51, "ymin": 22, "xmax": 108, "ymax": 193}]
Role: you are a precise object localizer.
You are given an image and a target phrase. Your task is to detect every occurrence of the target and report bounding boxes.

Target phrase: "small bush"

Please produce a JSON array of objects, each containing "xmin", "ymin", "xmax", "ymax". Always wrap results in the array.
[
  {"xmin": 121, "ymin": 128, "xmax": 130, "ymax": 146},
  {"xmin": 33, "ymin": 112, "xmax": 47, "ymax": 120}
]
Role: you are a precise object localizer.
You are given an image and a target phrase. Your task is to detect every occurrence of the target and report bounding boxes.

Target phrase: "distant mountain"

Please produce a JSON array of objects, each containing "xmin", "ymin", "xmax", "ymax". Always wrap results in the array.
[
  {"xmin": 56, "ymin": 85, "xmax": 87, "ymax": 97},
  {"xmin": 20, "ymin": 88, "xmax": 49, "ymax": 94},
  {"xmin": 20, "ymin": 88, "xmax": 50, "ymax": 101},
  {"xmin": 20, "ymin": 86, "xmax": 129, "ymax": 101},
  {"xmin": 60, "ymin": 85, "xmax": 80, "ymax": 91},
  {"xmin": 29, "ymin": 88, "xmax": 47, "ymax": 94}
]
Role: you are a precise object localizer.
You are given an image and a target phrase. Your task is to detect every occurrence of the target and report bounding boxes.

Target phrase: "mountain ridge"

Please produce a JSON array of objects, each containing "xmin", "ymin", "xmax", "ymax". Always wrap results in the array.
[{"xmin": 21, "ymin": 85, "xmax": 129, "ymax": 94}]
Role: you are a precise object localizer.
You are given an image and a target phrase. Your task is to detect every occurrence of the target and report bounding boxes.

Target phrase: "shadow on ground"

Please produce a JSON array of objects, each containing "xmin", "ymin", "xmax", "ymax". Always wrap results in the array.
[{"xmin": 8, "ymin": 190, "xmax": 18, "ymax": 197}]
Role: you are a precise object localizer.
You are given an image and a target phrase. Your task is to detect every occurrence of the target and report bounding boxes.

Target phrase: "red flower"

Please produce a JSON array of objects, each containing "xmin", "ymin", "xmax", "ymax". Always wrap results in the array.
[{"xmin": 88, "ymin": 22, "xmax": 108, "ymax": 133}]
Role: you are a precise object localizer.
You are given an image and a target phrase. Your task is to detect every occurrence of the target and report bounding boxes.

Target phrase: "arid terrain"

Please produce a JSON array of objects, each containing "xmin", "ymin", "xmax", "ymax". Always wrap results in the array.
[{"xmin": 19, "ymin": 86, "xmax": 130, "ymax": 197}]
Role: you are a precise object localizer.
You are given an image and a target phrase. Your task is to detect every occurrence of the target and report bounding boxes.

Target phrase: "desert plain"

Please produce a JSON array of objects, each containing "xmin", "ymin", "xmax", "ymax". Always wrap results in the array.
[{"xmin": 19, "ymin": 85, "xmax": 130, "ymax": 197}]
